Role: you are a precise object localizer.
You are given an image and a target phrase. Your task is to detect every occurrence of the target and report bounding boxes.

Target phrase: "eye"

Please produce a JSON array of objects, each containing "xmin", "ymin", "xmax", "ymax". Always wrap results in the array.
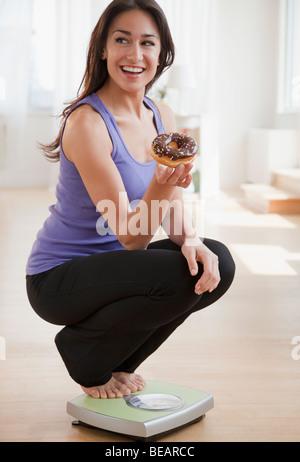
[
  {"xmin": 142, "ymin": 40, "xmax": 155, "ymax": 47},
  {"xmin": 115, "ymin": 37, "xmax": 128, "ymax": 44}
]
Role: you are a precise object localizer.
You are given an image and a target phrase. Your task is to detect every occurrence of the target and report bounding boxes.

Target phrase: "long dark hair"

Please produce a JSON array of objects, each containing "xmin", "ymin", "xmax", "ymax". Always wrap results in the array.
[{"xmin": 42, "ymin": 0, "xmax": 175, "ymax": 162}]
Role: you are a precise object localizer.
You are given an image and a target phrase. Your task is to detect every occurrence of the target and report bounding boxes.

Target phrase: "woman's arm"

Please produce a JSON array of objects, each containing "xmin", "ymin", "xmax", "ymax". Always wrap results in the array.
[
  {"xmin": 162, "ymin": 171, "xmax": 220, "ymax": 296},
  {"xmin": 156, "ymin": 102, "xmax": 221, "ymax": 294},
  {"xmin": 62, "ymin": 104, "xmax": 191, "ymax": 251}
]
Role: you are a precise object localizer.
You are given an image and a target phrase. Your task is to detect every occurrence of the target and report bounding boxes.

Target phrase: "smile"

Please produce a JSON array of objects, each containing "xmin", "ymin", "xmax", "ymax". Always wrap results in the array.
[{"xmin": 121, "ymin": 66, "xmax": 144, "ymax": 74}]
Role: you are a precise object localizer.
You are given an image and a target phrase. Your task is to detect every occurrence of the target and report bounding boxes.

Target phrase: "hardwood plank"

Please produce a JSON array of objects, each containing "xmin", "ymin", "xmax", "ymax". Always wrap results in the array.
[{"xmin": 0, "ymin": 189, "xmax": 300, "ymax": 442}]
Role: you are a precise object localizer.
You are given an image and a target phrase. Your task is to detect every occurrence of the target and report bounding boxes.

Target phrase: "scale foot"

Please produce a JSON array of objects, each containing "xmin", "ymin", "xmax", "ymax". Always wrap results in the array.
[{"xmin": 72, "ymin": 420, "xmax": 97, "ymax": 430}]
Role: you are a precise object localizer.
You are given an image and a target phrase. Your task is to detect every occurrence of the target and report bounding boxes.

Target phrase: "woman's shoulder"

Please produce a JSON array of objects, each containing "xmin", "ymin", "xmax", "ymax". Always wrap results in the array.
[
  {"xmin": 64, "ymin": 103, "xmax": 110, "ymax": 143},
  {"xmin": 151, "ymin": 100, "xmax": 176, "ymax": 132},
  {"xmin": 66, "ymin": 103, "xmax": 104, "ymax": 129},
  {"xmin": 62, "ymin": 103, "xmax": 112, "ymax": 162}
]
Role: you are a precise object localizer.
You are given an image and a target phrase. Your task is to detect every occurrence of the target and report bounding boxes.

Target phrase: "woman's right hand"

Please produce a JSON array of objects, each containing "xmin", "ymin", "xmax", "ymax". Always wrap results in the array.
[{"xmin": 155, "ymin": 163, "xmax": 194, "ymax": 189}]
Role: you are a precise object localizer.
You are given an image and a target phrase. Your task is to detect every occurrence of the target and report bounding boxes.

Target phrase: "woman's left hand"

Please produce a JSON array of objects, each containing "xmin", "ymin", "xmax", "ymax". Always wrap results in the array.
[
  {"xmin": 181, "ymin": 238, "xmax": 221, "ymax": 295},
  {"xmin": 155, "ymin": 163, "xmax": 193, "ymax": 189}
]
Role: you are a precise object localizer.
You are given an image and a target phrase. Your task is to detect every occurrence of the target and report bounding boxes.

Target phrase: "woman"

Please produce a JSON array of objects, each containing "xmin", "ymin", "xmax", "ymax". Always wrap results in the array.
[{"xmin": 26, "ymin": 0, "xmax": 235, "ymax": 400}]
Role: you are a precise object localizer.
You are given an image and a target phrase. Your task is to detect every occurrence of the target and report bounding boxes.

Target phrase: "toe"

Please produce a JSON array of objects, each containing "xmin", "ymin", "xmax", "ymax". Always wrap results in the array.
[
  {"xmin": 114, "ymin": 389, "xmax": 124, "ymax": 399},
  {"xmin": 119, "ymin": 383, "xmax": 132, "ymax": 395},
  {"xmin": 91, "ymin": 388, "xmax": 100, "ymax": 399},
  {"xmin": 99, "ymin": 389, "xmax": 108, "ymax": 399}
]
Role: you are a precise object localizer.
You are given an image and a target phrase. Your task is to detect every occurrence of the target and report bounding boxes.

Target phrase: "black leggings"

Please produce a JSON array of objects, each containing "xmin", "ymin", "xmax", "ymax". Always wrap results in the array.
[{"xmin": 26, "ymin": 239, "xmax": 235, "ymax": 388}]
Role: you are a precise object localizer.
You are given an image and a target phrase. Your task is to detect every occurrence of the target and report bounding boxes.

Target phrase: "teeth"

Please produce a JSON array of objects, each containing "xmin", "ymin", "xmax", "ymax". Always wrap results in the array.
[{"xmin": 122, "ymin": 66, "xmax": 144, "ymax": 73}]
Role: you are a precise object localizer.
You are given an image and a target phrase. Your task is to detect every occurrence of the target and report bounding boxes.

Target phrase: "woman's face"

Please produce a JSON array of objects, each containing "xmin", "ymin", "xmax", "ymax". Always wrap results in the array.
[{"xmin": 102, "ymin": 9, "xmax": 161, "ymax": 93}]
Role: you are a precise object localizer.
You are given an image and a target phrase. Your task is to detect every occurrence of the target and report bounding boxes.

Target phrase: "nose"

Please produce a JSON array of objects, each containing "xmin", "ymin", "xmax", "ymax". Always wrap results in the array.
[{"xmin": 127, "ymin": 42, "xmax": 143, "ymax": 63}]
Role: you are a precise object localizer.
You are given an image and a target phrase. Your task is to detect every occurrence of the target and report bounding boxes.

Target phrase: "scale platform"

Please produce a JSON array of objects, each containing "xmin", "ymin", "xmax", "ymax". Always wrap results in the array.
[{"xmin": 67, "ymin": 381, "xmax": 214, "ymax": 441}]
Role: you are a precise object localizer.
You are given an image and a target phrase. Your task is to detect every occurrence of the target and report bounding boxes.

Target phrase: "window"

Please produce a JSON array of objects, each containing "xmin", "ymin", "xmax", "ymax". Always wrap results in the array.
[
  {"xmin": 28, "ymin": 0, "xmax": 56, "ymax": 109},
  {"xmin": 278, "ymin": 0, "xmax": 300, "ymax": 112}
]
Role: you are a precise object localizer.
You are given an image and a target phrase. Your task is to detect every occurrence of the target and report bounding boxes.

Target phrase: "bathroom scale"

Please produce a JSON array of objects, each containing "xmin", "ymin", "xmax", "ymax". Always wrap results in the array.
[{"xmin": 67, "ymin": 380, "xmax": 214, "ymax": 441}]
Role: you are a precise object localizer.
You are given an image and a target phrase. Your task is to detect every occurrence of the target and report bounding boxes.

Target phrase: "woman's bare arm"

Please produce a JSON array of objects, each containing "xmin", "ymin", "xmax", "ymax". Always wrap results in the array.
[{"xmin": 62, "ymin": 104, "xmax": 190, "ymax": 250}]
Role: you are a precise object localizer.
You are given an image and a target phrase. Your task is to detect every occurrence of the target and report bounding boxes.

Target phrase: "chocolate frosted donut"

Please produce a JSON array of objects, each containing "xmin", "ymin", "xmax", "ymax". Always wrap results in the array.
[{"xmin": 151, "ymin": 132, "xmax": 198, "ymax": 167}]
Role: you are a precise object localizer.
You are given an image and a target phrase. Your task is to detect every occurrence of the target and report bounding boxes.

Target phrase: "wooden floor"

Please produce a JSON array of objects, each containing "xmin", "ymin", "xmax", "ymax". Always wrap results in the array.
[{"xmin": 0, "ymin": 188, "xmax": 300, "ymax": 442}]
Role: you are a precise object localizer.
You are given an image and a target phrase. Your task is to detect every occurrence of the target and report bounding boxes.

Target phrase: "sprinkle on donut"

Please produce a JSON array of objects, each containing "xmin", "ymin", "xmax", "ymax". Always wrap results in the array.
[{"xmin": 151, "ymin": 132, "xmax": 198, "ymax": 161}]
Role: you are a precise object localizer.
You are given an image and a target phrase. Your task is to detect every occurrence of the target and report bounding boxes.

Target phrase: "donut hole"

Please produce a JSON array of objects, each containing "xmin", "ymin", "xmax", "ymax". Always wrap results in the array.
[{"xmin": 168, "ymin": 141, "xmax": 179, "ymax": 150}]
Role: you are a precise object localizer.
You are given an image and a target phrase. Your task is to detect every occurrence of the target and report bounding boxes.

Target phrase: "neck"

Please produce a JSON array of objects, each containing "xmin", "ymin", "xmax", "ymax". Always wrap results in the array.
[{"xmin": 97, "ymin": 80, "xmax": 146, "ymax": 119}]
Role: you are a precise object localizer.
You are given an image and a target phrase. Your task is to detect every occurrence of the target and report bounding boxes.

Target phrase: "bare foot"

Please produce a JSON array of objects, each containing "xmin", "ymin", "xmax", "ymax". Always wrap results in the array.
[
  {"xmin": 112, "ymin": 372, "xmax": 146, "ymax": 393},
  {"xmin": 81, "ymin": 376, "xmax": 132, "ymax": 399}
]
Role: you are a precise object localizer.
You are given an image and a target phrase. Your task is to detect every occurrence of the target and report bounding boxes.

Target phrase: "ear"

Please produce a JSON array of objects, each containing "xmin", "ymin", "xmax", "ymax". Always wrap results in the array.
[{"xmin": 101, "ymin": 48, "xmax": 107, "ymax": 60}]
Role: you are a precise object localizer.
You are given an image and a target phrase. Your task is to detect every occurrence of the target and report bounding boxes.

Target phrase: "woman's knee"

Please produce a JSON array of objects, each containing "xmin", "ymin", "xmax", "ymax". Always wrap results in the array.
[
  {"xmin": 203, "ymin": 238, "xmax": 236, "ymax": 287},
  {"xmin": 219, "ymin": 243, "xmax": 235, "ymax": 286}
]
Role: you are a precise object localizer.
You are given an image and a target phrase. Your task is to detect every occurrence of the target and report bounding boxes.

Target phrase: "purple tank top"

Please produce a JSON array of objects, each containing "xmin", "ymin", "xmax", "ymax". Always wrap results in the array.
[{"xmin": 26, "ymin": 93, "xmax": 166, "ymax": 275}]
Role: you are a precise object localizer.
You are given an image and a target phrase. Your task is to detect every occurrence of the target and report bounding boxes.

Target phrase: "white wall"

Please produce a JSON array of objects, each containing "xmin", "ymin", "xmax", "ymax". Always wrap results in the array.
[
  {"xmin": 216, "ymin": 0, "xmax": 282, "ymax": 189},
  {"xmin": 0, "ymin": 113, "xmax": 57, "ymax": 188}
]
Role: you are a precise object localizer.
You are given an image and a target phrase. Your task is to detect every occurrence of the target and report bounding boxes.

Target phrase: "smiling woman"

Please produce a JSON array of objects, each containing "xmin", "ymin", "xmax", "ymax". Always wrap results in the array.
[
  {"xmin": 40, "ymin": 0, "xmax": 174, "ymax": 162},
  {"xmin": 102, "ymin": 9, "xmax": 161, "ymax": 92},
  {"xmin": 26, "ymin": 0, "xmax": 235, "ymax": 401}
]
